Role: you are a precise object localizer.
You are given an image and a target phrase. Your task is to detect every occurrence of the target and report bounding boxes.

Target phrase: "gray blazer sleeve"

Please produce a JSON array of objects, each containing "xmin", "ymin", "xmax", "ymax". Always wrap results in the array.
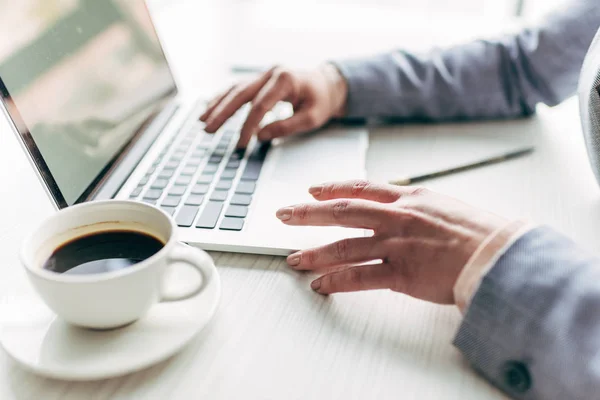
[
  {"xmin": 333, "ymin": 0, "xmax": 600, "ymax": 120},
  {"xmin": 454, "ymin": 227, "xmax": 600, "ymax": 399}
]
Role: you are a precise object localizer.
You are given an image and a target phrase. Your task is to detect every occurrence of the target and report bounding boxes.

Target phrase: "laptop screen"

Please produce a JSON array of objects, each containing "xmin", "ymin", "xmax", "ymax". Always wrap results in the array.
[{"xmin": 0, "ymin": 0, "xmax": 177, "ymax": 206}]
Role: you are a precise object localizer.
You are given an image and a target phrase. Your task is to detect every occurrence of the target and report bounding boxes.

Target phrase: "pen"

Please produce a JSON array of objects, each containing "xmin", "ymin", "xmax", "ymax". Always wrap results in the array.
[
  {"xmin": 389, "ymin": 147, "xmax": 535, "ymax": 186},
  {"xmin": 230, "ymin": 65, "xmax": 268, "ymax": 74}
]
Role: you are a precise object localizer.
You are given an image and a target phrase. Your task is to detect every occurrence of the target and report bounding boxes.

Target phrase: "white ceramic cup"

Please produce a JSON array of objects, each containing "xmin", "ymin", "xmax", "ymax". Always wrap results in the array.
[{"xmin": 21, "ymin": 200, "xmax": 216, "ymax": 330}]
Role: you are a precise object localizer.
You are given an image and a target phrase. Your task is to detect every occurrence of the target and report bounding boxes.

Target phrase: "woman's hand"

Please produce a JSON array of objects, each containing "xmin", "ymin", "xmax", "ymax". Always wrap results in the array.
[
  {"xmin": 276, "ymin": 180, "xmax": 507, "ymax": 304},
  {"xmin": 200, "ymin": 64, "xmax": 348, "ymax": 149}
]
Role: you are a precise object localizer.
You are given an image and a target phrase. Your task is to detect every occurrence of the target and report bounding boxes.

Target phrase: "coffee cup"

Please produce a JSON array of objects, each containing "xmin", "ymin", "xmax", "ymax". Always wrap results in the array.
[{"xmin": 20, "ymin": 200, "xmax": 217, "ymax": 330}]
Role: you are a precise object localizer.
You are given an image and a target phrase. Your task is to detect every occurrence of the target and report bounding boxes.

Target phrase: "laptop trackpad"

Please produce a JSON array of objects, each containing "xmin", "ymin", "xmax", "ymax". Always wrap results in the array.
[
  {"xmin": 269, "ymin": 128, "xmax": 368, "ymax": 184},
  {"xmin": 247, "ymin": 127, "xmax": 369, "ymax": 251}
]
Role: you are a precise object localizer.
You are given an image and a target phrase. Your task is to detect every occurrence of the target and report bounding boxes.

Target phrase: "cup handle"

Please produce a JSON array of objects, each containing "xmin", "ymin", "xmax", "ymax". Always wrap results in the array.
[{"xmin": 159, "ymin": 243, "xmax": 214, "ymax": 302}]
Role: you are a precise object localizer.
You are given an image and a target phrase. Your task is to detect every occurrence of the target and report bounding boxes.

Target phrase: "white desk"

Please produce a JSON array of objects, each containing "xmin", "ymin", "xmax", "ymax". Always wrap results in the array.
[{"xmin": 1, "ymin": 2, "xmax": 598, "ymax": 399}]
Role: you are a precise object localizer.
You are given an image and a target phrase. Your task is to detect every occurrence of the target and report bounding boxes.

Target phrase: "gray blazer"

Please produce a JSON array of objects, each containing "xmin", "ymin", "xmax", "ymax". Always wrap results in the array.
[
  {"xmin": 455, "ymin": 227, "xmax": 600, "ymax": 399},
  {"xmin": 333, "ymin": 1, "xmax": 600, "ymax": 398},
  {"xmin": 335, "ymin": 0, "xmax": 600, "ymax": 121}
]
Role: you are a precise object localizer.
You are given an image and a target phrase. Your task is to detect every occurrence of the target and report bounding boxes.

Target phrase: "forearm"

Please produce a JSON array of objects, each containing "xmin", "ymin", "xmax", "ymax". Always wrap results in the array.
[
  {"xmin": 333, "ymin": 0, "xmax": 600, "ymax": 120},
  {"xmin": 455, "ymin": 227, "xmax": 600, "ymax": 399}
]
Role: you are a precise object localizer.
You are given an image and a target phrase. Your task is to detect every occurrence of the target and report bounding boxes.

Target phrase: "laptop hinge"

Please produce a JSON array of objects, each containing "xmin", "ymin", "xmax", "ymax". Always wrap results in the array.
[{"xmin": 89, "ymin": 100, "xmax": 180, "ymax": 202}]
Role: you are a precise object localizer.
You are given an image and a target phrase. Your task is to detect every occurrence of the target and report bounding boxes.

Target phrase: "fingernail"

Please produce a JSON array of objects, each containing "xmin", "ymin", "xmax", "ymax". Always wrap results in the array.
[
  {"xmin": 204, "ymin": 119, "xmax": 215, "ymax": 132},
  {"xmin": 309, "ymin": 185, "xmax": 323, "ymax": 196},
  {"xmin": 276, "ymin": 207, "xmax": 293, "ymax": 221},
  {"xmin": 311, "ymin": 279, "xmax": 321, "ymax": 291},
  {"xmin": 287, "ymin": 253, "xmax": 301, "ymax": 266}
]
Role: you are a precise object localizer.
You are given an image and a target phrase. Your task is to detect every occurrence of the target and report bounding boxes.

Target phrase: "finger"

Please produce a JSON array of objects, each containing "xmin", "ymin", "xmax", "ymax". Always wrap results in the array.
[
  {"xmin": 309, "ymin": 180, "xmax": 407, "ymax": 203},
  {"xmin": 287, "ymin": 236, "xmax": 385, "ymax": 271},
  {"xmin": 311, "ymin": 262, "xmax": 395, "ymax": 294},
  {"xmin": 204, "ymin": 71, "xmax": 272, "ymax": 133},
  {"xmin": 200, "ymin": 87, "xmax": 234, "ymax": 122},
  {"xmin": 257, "ymin": 108, "xmax": 321, "ymax": 141},
  {"xmin": 237, "ymin": 76, "xmax": 292, "ymax": 149},
  {"xmin": 276, "ymin": 199, "xmax": 388, "ymax": 230}
]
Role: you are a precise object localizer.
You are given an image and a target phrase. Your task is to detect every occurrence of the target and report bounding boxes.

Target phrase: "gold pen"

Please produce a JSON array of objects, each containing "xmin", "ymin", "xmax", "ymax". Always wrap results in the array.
[{"xmin": 389, "ymin": 147, "xmax": 534, "ymax": 186}]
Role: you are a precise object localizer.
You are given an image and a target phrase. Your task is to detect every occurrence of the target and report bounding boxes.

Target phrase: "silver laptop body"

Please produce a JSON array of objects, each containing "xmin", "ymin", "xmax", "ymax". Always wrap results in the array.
[{"xmin": 0, "ymin": 0, "xmax": 367, "ymax": 255}]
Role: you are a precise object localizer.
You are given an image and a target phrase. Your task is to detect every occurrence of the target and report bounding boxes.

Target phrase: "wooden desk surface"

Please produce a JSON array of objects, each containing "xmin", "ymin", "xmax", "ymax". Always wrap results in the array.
[{"xmin": 1, "ymin": 2, "xmax": 597, "ymax": 399}]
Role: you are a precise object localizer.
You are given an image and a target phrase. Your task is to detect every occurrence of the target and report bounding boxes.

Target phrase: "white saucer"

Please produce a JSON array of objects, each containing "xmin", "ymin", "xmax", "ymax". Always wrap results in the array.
[{"xmin": 0, "ymin": 252, "xmax": 221, "ymax": 381}]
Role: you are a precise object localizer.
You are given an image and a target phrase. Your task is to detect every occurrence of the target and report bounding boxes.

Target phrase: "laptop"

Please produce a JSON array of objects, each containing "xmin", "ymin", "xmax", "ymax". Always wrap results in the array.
[{"xmin": 0, "ymin": 0, "xmax": 368, "ymax": 255}]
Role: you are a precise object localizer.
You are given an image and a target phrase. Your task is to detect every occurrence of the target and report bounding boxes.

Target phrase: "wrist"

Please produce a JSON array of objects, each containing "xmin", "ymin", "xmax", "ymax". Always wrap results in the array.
[
  {"xmin": 453, "ymin": 220, "xmax": 535, "ymax": 312},
  {"xmin": 320, "ymin": 63, "xmax": 348, "ymax": 118}
]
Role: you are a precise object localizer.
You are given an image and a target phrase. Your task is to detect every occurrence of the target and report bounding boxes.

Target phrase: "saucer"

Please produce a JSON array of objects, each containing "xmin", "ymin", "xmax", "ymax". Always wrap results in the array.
[{"xmin": 0, "ymin": 252, "xmax": 221, "ymax": 381}]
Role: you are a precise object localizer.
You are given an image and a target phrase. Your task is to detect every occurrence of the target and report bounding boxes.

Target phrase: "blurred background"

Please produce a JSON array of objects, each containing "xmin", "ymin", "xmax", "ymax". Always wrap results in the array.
[
  {"xmin": 0, "ymin": 0, "xmax": 569, "ymax": 94},
  {"xmin": 137, "ymin": 0, "xmax": 568, "ymax": 94},
  {"xmin": 147, "ymin": 0, "xmax": 565, "ymax": 18}
]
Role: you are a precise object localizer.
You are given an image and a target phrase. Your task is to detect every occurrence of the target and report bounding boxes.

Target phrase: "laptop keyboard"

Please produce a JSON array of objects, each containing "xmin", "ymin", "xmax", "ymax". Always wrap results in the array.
[{"xmin": 128, "ymin": 107, "xmax": 270, "ymax": 232}]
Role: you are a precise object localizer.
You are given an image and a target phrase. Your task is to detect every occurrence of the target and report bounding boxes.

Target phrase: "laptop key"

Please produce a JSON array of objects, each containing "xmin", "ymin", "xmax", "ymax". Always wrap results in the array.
[
  {"xmin": 162, "ymin": 195, "xmax": 181, "ymax": 207},
  {"xmin": 196, "ymin": 201, "xmax": 224, "ymax": 229},
  {"xmin": 158, "ymin": 169, "xmax": 174, "ymax": 179},
  {"xmin": 187, "ymin": 157, "xmax": 203, "ymax": 166},
  {"xmin": 151, "ymin": 178, "xmax": 169, "ymax": 189},
  {"xmin": 249, "ymin": 142, "xmax": 271, "ymax": 161},
  {"xmin": 146, "ymin": 166, "xmax": 156, "ymax": 175},
  {"xmin": 225, "ymin": 205, "xmax": 248, "ymax": 218},
  {"xmin": 241, "ymin": 160, "xmax": 262, "ymax": 181},
  {"xmin": 213, "ymin": 149, "xmax": 227, "ymax": 157},
  {"xmin": 197, "ymin": 175, "xmax": 214, "ymax": 184},
  {"xmin": 138, "ymin": 176, "xmax": 150, "ymax": 186},
  {"xmin": 191, "ymin": 184, "xmax": 210, "ymax": 194},
  {"xmin": 220, "ymin": 169, "xmax": 237, "ymax": 180},
  {"xmin": 229, "ymin": 149, "xmax": 245, "ymax": 160},
  {"xmin": 185, "ymin": 160, "xmax": 201, "ymax": 169},
  {"xmin": 164, "ymin": 160, "xmax": 180, "ymax": 169},
  {"xmin": 203, "ymin": 164, "xmax": 218, "ymax": 174},
  {"xmin": 209, "ymin": 155, "xmax": 223, "ymax": 164},
  {"xmin": 175, "ymin": 205, "xmax": 199, "ymax": 227},
  {"xmin": 144, "ymin": 189, "xmax": 163, "ymax": 200},
  {"xmin": 175, "ymin": 175, "xmax": 192, "ymax": 186},
  {"xmin": 230, "ymin": 194, "xmax": 251, "ymax": 206},
  {"xmin": 235, "ymin": 181, "xmax": 256, "ymax": 194},
  {"xmin": 169, "ymin": 185, "xmax": 186, "ymax": 196},
  {"xmin": 226, "ymin": 159, "xmax": 241, "ymax": 169},
  {"xmin": 220, "ymin": 217, "xmax": 244, "ymax": 231},
  {"xmin": 180, "ymin": 166, "xmax": 197, "ymax": 176},
  {"xmin": 142, "ymin": 198, "xmax": 157, "ymax": 205},
  {"xmin": 185, "ymin": 195, "xmax": 205, "ymax": 206},
  {"xmin": 130, "ymin": 187, "xmax": 143, "ymax": 198},
  {"xmin": 161, "ymin": 206, "xmax": 176, "ymax": 216},
  {"xmin": 215, "ymin": 180, "xmax": 232, "ymax": 191},
  {"xmin": 210, "ymin": 191, "xmax": 228, "ymax": 202}
]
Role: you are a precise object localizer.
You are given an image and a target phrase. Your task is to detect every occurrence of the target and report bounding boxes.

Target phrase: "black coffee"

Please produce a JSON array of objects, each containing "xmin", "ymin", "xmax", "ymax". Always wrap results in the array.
[{"xmin": 42, "ymin": 230, "xmax": 164, "ymax": 275}]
